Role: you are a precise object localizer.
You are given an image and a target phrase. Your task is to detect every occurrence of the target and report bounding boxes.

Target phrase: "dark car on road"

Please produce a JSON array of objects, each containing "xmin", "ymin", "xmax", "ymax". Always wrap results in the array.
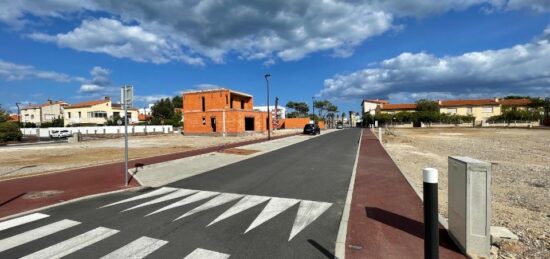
[{"xmin": 303, "ymin": 123, "xmax": 320, "ymax": 135}]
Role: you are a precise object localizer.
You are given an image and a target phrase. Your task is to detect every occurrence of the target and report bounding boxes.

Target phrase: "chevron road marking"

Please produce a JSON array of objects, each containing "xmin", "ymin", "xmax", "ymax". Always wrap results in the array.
[
  {"xmin": 244, "ymin": 197, "xmax": 300, "ymax": 234},
  {"xmin": 207, "ymin": 195, "xmax": 270, "ymax": 227},
  {"xmin": 100, "ymin": 187, "xmax": 334, "ymax": 241},
  {"xmin": 175, "ymin": 193, "xmax": 243, "ymax": 221},
  {"xmin": 123, "ymin": 189, "xmax": 198, "ymax": 212},
  {"xmin": 0, "ymin": 213, "xmax": 49, "ymax": 232},
  {"xmin": 184, "ymin": 248, "xmax": 230, "ymax": 259},
  {"xmin": 21, "ymin": 227, "xmax": 119, "ymax": 259},
  {"xmin": 100, "ymin": 187, "xmax": 178, "ymax": 208},
  {"xmin": 146, "ymin": 191, "xmax": 220, "ymax": 216}
]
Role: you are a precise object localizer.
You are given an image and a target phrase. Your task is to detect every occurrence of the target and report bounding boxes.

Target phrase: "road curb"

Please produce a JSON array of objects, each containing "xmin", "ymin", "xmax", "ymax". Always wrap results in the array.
[{"xmin": 335, "ymin": 128, "xmax": 363, "ymax": 258}]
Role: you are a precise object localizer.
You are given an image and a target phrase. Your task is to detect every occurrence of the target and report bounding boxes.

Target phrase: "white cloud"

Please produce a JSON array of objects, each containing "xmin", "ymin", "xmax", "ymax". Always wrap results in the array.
[
  {"xmin": 79, "ymin": 83, "xmax": 104, "ymax": 93},
  {"xmin": 195, "ymin": 84, "xmax": 225, "ymax": 90},
  {"xmin": 318, "ymin": 27, "xmax": 550, "ymax": 101},
  {"xmin": 29, "ymin": 18, "xmax": 204, "ymax": 65},
  {"xmin": 0, "ymin": 59, "xmax": 74, "ymax": 82},
  {"xmin": 134, "ymin": 95, "xmax": 170, "ymax": 104},
  {"xmin": 3, "ymin": 0, "xmax": 550, "ymax": 65}
]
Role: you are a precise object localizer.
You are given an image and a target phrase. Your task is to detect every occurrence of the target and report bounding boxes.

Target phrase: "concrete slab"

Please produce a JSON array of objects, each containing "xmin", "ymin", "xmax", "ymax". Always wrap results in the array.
[
  {"xmin": 491, "ymin": 226, "xmax": 519, "ymax": 244},
  {"xmin": 134, "ymin": 130, "xmax": 338, "ymax": 187}
]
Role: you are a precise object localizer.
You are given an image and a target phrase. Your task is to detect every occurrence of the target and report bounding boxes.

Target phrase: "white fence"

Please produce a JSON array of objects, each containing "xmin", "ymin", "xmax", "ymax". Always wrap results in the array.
[
  {"xmin": 421, "ymin": 122, "xmax": 474, "ymax": 128},
  {"xmin": 21, "ymin": 125, "xmax": 174, "ymax": 138},
  {"xmin": 482, "ymin": 121, "xmax": 540, "ymax": 127}
]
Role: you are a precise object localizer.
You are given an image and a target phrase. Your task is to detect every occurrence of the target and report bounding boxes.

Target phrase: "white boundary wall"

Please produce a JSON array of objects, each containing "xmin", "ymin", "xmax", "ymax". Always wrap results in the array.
[
  {"xmin": 482, "ymin": 121, "xmax": 539, "ymax": 127},
  {"xmin": 21, "ymin": 125, "xmax": 174, "ymax": 138}
]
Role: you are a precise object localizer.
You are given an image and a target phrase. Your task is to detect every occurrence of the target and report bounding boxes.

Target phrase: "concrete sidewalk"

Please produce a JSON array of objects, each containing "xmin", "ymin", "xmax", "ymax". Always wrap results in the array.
[
  {"xmin": 133, "ymin": 130, "xmax": 337, "ymax": 187},
  {"xmin": 0, "ymin": 131, "xmax": 322, "ymax": 219},
  {"xmin": 345, "ymin": 130, "xmax": 464, "ymax": 258}
]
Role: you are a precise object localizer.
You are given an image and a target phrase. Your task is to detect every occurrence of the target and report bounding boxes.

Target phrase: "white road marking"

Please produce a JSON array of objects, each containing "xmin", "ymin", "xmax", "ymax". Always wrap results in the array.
[
  {"xmin": 100, "ymin": 236, "xmax": 168, "ymax": 259},
  {"xmin": 175, "ymin": 193, "xmax": 244, "ymax": 221},
  {"xmin": 101, "ymin": 187, "xmax": 178, "ymax": 208},
  {"xmin": 122, "ymin": 189, "xmax": 198, "ymax": 212},
  {"xmin": 0, "ymin": 219, "xmax": 80, "ymax": 253},
  {"xmin": 207, "ymin": 195, "xmax": 270, "ymax": 227},
  {"xmin": 244, "ymin": 197, "xmax": 300, "ymax": 234},
  {"xmin": 288, "ymin": 200, "xmax": 332, "ymax": 241},
  {"xmin": 0, "ymin": 213, "xmax": 49, "ymax": 232},
  {"xmin": 21, "ymin": 227, "xmax": 119, "ymax": 259},
  {"xmin": 146, "ymin": 191, "xmax": 220, "ymax": 216},
  {"xmin": 184, "ymin": 248, "xmax": 230, "ymax": 259}
]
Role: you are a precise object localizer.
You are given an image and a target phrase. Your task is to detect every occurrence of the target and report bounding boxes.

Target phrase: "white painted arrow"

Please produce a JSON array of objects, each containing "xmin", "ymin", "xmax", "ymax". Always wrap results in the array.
[
  {"xmin": 207, "ymin": 195, "xmax": 270, "ymax": 227},
  {"xmin": 100, "ymin": 187, "xmax": 178, "ymax": 208},
  {"xmin": 288, "ymin": 200, "xmax": 332, "ymax": 241},
  {"xmin": 175, "ymin": 193, "xmax": 244, "ymax": 221},
  {"xmin": 146, "ymin": 191, "xmax": 220, "ymax": 216},
  {"xmin": 122, "ymin": 189, "xmax": 198, "ymax": 212},
  {"xmin": 244, "ymin": 197, "xmax": 299, "ymax": 234}
]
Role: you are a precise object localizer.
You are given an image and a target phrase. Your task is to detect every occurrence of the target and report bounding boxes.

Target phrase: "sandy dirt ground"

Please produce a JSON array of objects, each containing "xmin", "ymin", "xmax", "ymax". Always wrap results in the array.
[
  {"xmin": 382, "ymin": 128, "xmax": 549, "ymax": 258},
  {"xmin": 0, "ymin": 129, "xmax": 300, "ymax": 180}
]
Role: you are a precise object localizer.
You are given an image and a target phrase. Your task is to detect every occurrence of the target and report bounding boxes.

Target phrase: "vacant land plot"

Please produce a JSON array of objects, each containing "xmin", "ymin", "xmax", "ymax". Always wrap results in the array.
[
  {"xmin": 383, "ymin": 128, "xmax": 549, "ymax": 258},
  {"xmin": 0, "ymin": 129, "xmax": 300, "ymax": 180}
]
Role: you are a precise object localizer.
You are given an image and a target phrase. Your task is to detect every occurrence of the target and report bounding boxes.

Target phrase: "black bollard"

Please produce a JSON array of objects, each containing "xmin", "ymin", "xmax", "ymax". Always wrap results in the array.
[{"xmin": 423, "ymin": 168, "xmax": 439, "ymax": 259}]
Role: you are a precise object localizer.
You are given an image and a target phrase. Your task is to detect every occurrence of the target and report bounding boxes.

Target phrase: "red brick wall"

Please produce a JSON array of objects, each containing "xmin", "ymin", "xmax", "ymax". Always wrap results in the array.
[
  {"xmin": 183, "ymin": 90, "xmax": 230, "ymax": 112},
  {"xmin": 280, "ymin": 118, "xmax": 326, "ymax": 129}
]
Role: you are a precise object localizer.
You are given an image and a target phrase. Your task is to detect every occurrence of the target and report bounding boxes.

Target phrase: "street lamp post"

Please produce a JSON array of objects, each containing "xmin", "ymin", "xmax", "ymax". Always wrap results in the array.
[
  {"xmin": 312, "ymin": 97, "xmax": 315, "ymax": 122},
  {"xmin": 15, "ymin": 102, "xmax": 21, "ymax": 124},
  {"xmin": 123, "ymin": 85, "xmax": 129, "ymax": 186},
  {"xmin": 264, "ymin": 74, "xmax": 271, "ymax": 141}
]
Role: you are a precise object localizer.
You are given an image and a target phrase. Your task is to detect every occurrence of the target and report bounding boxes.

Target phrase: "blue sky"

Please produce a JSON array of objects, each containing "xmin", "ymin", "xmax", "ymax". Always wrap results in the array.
[{"xmin": 0, "ymin": 1, "xmax": 549, "ymax": 114}]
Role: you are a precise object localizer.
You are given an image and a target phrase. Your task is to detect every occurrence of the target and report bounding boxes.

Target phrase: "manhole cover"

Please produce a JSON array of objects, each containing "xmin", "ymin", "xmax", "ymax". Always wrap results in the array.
[{"xmin": 23, "ymin": 190, "xmax": 64, "ymax": 200}]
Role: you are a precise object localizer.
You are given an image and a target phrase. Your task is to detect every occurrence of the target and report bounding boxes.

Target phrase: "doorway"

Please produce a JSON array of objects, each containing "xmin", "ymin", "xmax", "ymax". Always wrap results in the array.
[
  {"xmin": 245, "ymin": 117, "xmax": 254, "ymax": 131},
  {"xmin": 211, "ymin": 117, "xmax": 216, "ymax": 132}
]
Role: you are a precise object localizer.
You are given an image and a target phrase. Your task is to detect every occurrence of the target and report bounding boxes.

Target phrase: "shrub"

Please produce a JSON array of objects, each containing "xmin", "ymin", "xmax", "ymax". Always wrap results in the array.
[{"xmin": 0, "ymin": 122, "xmax": 22, "ymax": 143}]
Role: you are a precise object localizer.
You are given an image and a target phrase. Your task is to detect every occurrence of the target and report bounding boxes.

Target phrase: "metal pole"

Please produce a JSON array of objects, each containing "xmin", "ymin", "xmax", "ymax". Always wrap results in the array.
[
  {"xmin": 15, "ymin": 102, "xmax": 21, "ymax": 124},
  {"xmin": 124, "ymin": 85, "xmax": 129, "ymax": 186},
  {"xmin": 312, "ymin": 97, "xmax": 315, "ymax": 121},
  {"xmin": 378, "ymin": 126, "xmax": 382, "ymax": 144},
  {"xmin": 265, "ymin": 74, "xmax": 271, "ymax": 140},
  {"xmin": 423, "ymin": 168, "xmax": 439, "ymax": 259},
  {"xmin": 144, "ymin": 106, "xmax": 147, "ymax": 135}
]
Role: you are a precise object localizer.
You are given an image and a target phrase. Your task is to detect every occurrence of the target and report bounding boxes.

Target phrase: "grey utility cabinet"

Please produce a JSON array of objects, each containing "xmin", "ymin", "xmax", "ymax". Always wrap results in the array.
[{"xmin": 448, "ymin": 156, "xmax": 492, "ymax": 258}]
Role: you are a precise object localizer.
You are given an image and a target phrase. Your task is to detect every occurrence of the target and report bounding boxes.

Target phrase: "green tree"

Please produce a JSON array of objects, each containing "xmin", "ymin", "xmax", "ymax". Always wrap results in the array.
[
  {"xmin": 172, "ymin": 95, "xmax": 183, "ymax": 109},
  {"xmin": 0, "ymin": 104, "xmax": 22, "ymax": 143},
  {"xmin": 285, "ymin": 101, "xmax": 309, "ymax": 117},
  {"xmin": 415, "ymin": 99, "xmax": 439, "ymax": 112}
]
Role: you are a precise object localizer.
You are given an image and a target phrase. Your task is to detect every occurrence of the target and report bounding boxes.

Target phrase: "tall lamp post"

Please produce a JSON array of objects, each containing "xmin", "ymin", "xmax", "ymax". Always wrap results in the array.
[
  {"xmin": 312, "ymin": 97, "xmax": 315, "ymax": 122},
  {"xmin": 15, "ymin": 102, "xmax": 21, "ymax": 124},
  {"xmin": 264, "ymin": 74, "xmax": 271, "ymax": 140}
]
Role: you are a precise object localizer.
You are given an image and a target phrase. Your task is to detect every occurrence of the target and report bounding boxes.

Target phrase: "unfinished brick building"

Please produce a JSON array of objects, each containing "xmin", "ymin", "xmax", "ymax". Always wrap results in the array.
[{"xmin": 182, "ymin": 88, "xmax": 270, "ymax": 135}]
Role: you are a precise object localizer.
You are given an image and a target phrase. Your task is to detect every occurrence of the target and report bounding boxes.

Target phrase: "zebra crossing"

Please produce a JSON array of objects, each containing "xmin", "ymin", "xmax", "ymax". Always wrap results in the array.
[
  {"xmin": 0, "ymin": 213, "xmax": 227, "ymax": 258},
  {"xmin": 100, "ymin": 187, "xmax": 333, "ymax": 241},
  {"xmin": 0, "ymin": 187, "xmax": 332, "ymax": 258}
]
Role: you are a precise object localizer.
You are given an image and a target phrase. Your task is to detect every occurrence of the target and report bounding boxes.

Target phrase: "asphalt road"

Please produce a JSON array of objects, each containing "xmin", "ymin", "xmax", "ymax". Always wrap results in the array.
[{"xmin": 0, "ymin": 128, "xmax": 361, "ymax": 258}]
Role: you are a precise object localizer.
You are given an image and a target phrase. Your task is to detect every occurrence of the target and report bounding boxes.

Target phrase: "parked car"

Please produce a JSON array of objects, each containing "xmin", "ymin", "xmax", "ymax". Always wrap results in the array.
[
  {"xmin": 50, "ymin": 129, "xmax": 71, "ymax": 138},
  {"xmin": 336, "ymin": 122, "xmax": 343, "ymax": 129},
  {"xmin": 303, "ymin": 123, "xmax": 320, "ymax": 135}
]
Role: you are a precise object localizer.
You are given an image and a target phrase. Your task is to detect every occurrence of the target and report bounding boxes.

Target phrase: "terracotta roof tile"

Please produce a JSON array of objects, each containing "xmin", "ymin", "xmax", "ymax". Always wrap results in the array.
[
  {"xmin": 439, "ymin": 99, "xmax": 498, "ymax": 107},
  {"xmin": 380, "ymin": 103, "xmax": 417, "ymax": 110},
  {"xmin": 66, "ymin": 99, "xmax": 109, "ymax": 109},
  {"xmin": 500, "ymin": 98, "xmax": 531, "ymax": 106}
]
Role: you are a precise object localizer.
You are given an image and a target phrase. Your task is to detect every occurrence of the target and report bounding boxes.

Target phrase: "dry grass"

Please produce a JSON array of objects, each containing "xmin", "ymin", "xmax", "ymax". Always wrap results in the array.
[{"xmin": 383, "ymin": 128, "xmax": 550, "ymax": 258}]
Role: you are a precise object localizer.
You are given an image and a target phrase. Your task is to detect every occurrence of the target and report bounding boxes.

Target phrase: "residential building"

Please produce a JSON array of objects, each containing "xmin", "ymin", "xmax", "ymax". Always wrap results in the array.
[
  {"xmin": 64, "ymin": 97, "xmax": 138, "ymax": 126},
  {"xmin": 439, "ymin": 98, "xmax": 501, "ymax": 121},
  {"xmin": 361, "ymin": 99, "xmax": 389, "ymax": 116},
  {"xmin": 182, "ymin": 88, "xmax": 269, "ymax": 135},
  {"xmin": 41, "ymin": 100, "xmax": 69, "ymax": 123},
  {"xmin": 377, "ymin": 103, "xmax": 417, "ymax": 114},
  {"xmin": 253, "ymin": 106, "xmax": 287, "ymax": 119},
  {"xmin": 20, "ymin": 104, "xmax": 42, "ymax": 125}
]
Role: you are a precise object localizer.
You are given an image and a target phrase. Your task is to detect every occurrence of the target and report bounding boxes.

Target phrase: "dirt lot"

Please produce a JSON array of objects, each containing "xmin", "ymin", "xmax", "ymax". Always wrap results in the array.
[
  {"xmin": 382, "ymin": 128, "xmax": 549, "ymax": 258},
  {"xmin": 0, "ymin": 129, "xmax": 300, "ymax": 180}
]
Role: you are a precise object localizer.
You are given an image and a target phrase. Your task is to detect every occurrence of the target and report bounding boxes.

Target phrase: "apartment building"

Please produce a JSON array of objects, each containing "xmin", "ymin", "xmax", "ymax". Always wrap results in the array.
[
  {"xmin": 64, "ymin": 97, "xmax": 138, "ymax": 126},
  {"xmin": 20, "ymin": 104, "xmax": 42, "ymax": 125},
  {"xmin": 439, "ymin": 98, "xmax": 501, "ymax": 121},
  {"xmin": 182, "ymin": 88, "xmax": 269, "ymax": 135},
  {"xmin": 361, "ymin": 99, "xmax": 389, "ymax": 116}
]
